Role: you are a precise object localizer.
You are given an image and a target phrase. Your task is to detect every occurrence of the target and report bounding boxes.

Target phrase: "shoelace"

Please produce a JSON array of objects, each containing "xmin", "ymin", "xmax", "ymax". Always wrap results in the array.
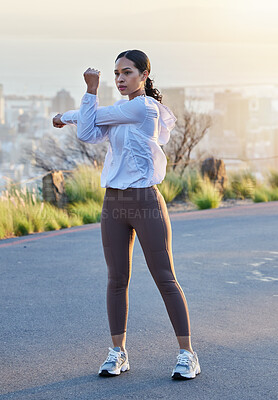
[
  {"xmin": 177, "ymin": 352, "xmax": 194, "ymax": 366},
  {"xmin": 104, "ymin": 347, "xmax": 121, "ymax": 363}
]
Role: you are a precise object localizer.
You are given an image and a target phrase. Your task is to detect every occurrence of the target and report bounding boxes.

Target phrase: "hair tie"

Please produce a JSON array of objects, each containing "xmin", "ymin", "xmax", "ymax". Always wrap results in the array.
[{"xmin": 145, "ymin": 77, "xmax": 153, "ymax": 89}]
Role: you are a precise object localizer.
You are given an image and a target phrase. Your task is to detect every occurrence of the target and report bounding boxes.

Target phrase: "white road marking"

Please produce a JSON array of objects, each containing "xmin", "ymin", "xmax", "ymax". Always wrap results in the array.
[
  {"xmin": 248, "ymin": 270, "xmax": 278, "ymax": 282},
  {"xmin": 249, "ymin": 262, "xmax": 265, "ymax": 267},
  {"xmin": 260, "ymin": 277, "xmax": 278, "ymax": 281},
  {"xmin": 251, "ymin": 270, "xmax": 263, "ymax": 276}
]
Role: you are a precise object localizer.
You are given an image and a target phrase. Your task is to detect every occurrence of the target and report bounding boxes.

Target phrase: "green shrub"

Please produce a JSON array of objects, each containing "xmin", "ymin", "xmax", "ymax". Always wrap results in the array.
[
  {"xmin": 164, "ymin": 171, "xmax": 185, "ymax": 190},
  {"xmin": 29, "ymin": 211, "xmax": 45, "ymax": 232},
  {"xmin": 157, "ymin": 178, "xmax": 183, "ymax": 203},
  {"xmin": 266, "ymin": 187, "xmax": 278, "ymax": 201},
  {"xmin": 0, "ymin": 226, "xmax": 5, "ymax": 240},
  {"xmin": 68, "ymin": 200, "xmax": 102, "ymax": 224},
  {"xmin": 181, "ymin": 168, "xmax": 203, "ymax": 199},
  {"xmin": 158, "ymin": 168, "xmax": 202, "ymax": 202},
  {"xmin": 222, "ymin": 186, "xmax": 237, "ymax": 200},
  {"xmin": 267, "ymin": 169, "xmax": 278, "ymax": 189},
  {"xmin": 24, "ymin": 202, "xmax": 46, "ymax": 233},
  {"xmin": 68, "ymin": 215, "xmax": 83, "ymax": 227},
  {"xmin": 0, "ymin": 171, "xmax": 106, "ymax": 239},
  {"xmin": 65, "ymin": 164, "xmax": 105, "ymax": 204},
  {"xmin": 13, "ymin": 215, "xmax": 33, "ymax": 236},
  {"xmin": 44, "ymin": 219, "xmax": 60, "ymax": 231},
  {"xmin": 52, "ymin": 210, "xmax": 70, "ymax": 229},
  {"xmin": 42, "ymin": 203, "xmax": 71, "ymax": 230},
  {"xmin": 227, "ymin": 170, "xmax": 256, "ymax": 199},
  {"xmin": 0, "ymin": 200, "xmax": 14, "ymax": 237},
  {"xmin": 253, "ymin": 187, "xmax": 269, "ymax": 203},
  {"xmin": 190, "ymin": 178, "xmax": 223, "ymax": 209}
]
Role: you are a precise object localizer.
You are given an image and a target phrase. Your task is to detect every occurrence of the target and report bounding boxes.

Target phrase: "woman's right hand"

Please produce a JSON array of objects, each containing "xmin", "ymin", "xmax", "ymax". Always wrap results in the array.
[
  {"xmin": 84, "ymin": 68, "xmax": 100, "ymax": 93},
  {"xmin": 53, "ymin": 113, "xmax": 66, "ymax": 128}
]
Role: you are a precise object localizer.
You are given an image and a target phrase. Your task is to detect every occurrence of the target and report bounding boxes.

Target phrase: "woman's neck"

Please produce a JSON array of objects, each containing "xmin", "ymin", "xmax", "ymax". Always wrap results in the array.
[{"xmin": 128, "ymin": 88, "xmax": 146, "ymax": 101}]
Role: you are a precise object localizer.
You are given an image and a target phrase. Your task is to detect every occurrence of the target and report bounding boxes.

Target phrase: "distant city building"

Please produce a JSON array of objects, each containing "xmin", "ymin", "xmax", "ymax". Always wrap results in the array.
[
  {"xmin": 184, "ymin": 87, "xmax": 214, "ymax": 114},
  {"xmin": 211, "ymin": 90, "xmax": 250, "ymax": 159},
  {"xmin": 160, "ymin": 87, "xmax": 185, "ymax": 120},
  {"xmin": 1, "ymin": 84, "xmax": 278, "ymax": 182},
  {"xmin": 248, "ymin": 96, "xmax": 276, "ymax": 128},
  {"xmin": 198, "ymin": 89, "xmax": 278, "ymax": 171},
  {"xmin": 18, "ymin": 112, "xmax": 31, "ymax": 133},
  {"xmin": 0, "ymin": 84, "xmax": 5, "ymax": 124},
  {"xmin": 98, "ymin": 81, "xmax": 116, "ymax": 106},
  {"xmin": 4, "ymin": 94, "xmax": 52, "ymax": 132},
  {"xmin": 51, "ymin": 89, "xmax": 75, "ymax": 114},
  {"xmin": 274, "ymin": 129, "xmax": 278, "ymax": 170},
  {"xmin": 246, "ymin": 96, "xmax": 278, "ymax": 171}
]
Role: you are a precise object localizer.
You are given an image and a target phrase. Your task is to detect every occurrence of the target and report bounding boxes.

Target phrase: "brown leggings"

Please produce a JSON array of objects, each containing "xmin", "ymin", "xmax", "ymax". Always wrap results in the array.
[{"xmin": 100, "ymin": 184, "xmax": 191, "ymax": 337}]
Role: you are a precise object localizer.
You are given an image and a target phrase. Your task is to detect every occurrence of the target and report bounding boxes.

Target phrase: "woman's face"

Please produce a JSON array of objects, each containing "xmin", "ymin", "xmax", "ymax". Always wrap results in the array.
[{"xmin": 114, "ymin": 56, "xmax": 148, "ymax": 96}]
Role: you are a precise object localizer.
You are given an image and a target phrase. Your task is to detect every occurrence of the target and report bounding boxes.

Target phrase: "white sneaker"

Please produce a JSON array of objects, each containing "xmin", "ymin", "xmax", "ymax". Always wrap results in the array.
[
  {"xmin": 172, "ymin": 349, "xmax": 201, "ymax": 379},
  {"xmin": 98, "ymin": 347, "xmax": 130, "ymax": 377}
]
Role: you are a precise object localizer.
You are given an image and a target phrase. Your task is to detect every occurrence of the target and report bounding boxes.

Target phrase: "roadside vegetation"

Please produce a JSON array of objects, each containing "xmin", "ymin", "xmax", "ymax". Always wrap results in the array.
[
  {"xmin": 1, "ymin": 165, "xmax": 278, "ymax": 239},
  {"xmin": 0, "ymin": 165, "xmax": 103, "ymax": 239}
]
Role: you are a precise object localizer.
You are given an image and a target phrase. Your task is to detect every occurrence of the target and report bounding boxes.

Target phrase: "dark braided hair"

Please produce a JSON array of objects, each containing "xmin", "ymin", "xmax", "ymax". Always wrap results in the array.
[{"xmin": 115, "ymin": 49, "xmax": 163, "ymax": 103}]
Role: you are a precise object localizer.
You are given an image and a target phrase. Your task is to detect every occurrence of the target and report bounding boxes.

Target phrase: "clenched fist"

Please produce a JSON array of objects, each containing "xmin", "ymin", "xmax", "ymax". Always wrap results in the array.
[
  {"xmin": 53, "ymin": 113, "xmax": 66, "ymax": 128},
  {"xmin": 84, "ymin": 67, "xmax": 101, "ymax": 92}
]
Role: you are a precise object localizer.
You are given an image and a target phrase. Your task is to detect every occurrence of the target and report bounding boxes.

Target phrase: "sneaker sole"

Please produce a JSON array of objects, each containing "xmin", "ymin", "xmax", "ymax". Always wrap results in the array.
[
  {"xmin": 99, "ymin": 362, "xmax": 130, "ymax": 377},
  {"xmin": 172, "ymin": 365, "xmax": 201, "ymax": 380}
]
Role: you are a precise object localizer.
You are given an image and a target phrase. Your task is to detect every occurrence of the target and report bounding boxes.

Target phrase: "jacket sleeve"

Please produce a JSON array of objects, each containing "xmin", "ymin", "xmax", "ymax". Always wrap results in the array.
[
  {"xmin": 60, "ymin": 92, "xmax": 147, "ymax": 144},
  {"xmin": 60, "ymin": 98, "xmax": 109, "ymax": 144}
]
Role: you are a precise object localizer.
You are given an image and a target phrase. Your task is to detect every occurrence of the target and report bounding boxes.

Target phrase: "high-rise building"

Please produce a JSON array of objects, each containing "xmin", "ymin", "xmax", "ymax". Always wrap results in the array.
[
  {"xmin": 212, "ymin": 90, "xmax": 250, "ymax": 159},
  {"xmin": 98, "ymin": 81, "xmax": 116, "ymax": 106},
  {"xmin": 51, "ymin": 89, "xmax": 75, "ymax": 114},
  {"xmin": 4, "ymin": 94, "xmax": 52, "ymax": 131},
  {"xmin": 160, "ymin": 87, "xmax": 185, "ymax": 120},
  {"xmin": 248, "ymin": 96, "xmax": 275, "ymax": 127}
]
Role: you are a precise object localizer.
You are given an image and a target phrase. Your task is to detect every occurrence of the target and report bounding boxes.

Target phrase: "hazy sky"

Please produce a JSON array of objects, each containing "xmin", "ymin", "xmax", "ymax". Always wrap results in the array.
[
  {"xmin": 2, "ymin": 0, "xmax": 278, "ymax": 43},
  {"xmin": 2, "ymin": 0, "xmax": 278, "ymax": 100}
]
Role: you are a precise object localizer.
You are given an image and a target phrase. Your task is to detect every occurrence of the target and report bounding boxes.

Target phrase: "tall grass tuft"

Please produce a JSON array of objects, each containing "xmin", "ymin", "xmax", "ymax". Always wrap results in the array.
[
  {"xmin": 181, "ymin": 168, "xmax": 203, "ymax": 199},
  {"xmin": 13, "ymin": 215, "xmax": 33, "ymax": 236},
  {"xmin": 157, "ymin": 173, "xmax": 184, "ymax": 203},
  {"xmin": 190, "ymin": 177, "xmax": 223, "ymax": 209},
  {"xmin": 253, "ymin": 185, "xmax": 278, "ymax": 202},
  {"xmin": 267, "ymin": 187, "xmax": 278, "ymax": 201},
  {"xmin": 267, "ymin": 169, "xmax": 278, "ymax": 189},
  {"xmin": 224, "ymin": 169, "xmax": 256, "ymax": 199},
  {"xmin": 68, "ymin": 200, "xmax": 102, "ymax": 224},
  {"xmin": 65, "ymin": 164, "xmax": 105, "ymax": 204},
  {"xmin": 42, "ymin": 203, "xmax": 71, "ymax": 229},
  {"xmin": 0, "ymin": 199, "xmax": 14, "ymax": 238},
  {"xmin": 68, "ymin": 215, "xmax": 84, "ymax": 227},
  {"xmin": 253, "ymin": 187, "xmax": 269, "ymax": 203}
]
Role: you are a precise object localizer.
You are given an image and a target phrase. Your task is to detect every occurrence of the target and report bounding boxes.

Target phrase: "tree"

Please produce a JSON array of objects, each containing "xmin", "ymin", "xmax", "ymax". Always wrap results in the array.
[
  {"xmin": 22, "ymin": 125, "xmax": 108, "ymax": 173},
  {"xmin": 164, "ymin": 105, "xmax": 213, "ymax": 176}
]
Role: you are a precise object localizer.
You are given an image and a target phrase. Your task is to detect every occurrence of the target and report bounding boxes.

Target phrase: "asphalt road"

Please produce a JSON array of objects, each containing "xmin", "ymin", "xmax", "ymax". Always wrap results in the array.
[{"xmin": 0, "ymin": 202, "xmax": 278, "ymax": 400}]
